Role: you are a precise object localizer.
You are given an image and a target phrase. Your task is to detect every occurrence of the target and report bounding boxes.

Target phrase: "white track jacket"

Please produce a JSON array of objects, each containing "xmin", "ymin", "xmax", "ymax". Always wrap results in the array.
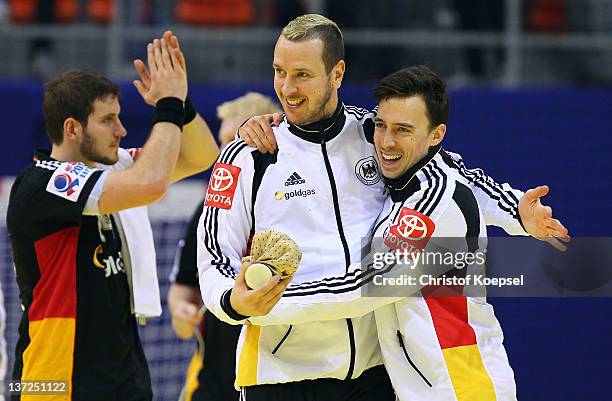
[{"xmin": 197, "ymin": 103, "xmax": 525, "ymax": 390}]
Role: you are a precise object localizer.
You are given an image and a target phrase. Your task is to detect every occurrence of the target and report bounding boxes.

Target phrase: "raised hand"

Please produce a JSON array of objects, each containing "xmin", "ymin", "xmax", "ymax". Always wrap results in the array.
[
  {"xmin": 133, "ymin": 31, "xmax": 187, "ymax": 105},
  {"xmin": 518, "ymin": 185, "xmax": 570, "ymax": 251}
]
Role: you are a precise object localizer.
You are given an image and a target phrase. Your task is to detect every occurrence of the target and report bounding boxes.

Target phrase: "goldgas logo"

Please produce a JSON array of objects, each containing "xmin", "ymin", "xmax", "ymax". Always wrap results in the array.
[
  {"xmin": 53, "ymin": 173, "xmax": 80, "ymax": 196},
  {"xmin": 274, "ymin": 188, "xmax": 316, "ymax": 201}
]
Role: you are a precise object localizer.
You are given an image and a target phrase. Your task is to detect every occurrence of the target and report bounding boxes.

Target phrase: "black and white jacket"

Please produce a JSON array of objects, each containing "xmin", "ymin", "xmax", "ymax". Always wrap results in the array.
[{"xmin": 197, "ymin": 102, "xmax": 526, "ymax": 388}]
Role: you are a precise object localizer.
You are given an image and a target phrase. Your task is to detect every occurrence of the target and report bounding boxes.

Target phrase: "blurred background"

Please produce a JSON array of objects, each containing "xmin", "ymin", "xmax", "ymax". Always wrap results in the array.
[
  {"xmin": 1, "ymin": 0, "xmax": 611, "ymax": 400},
  {"xmin": 0, "ymin": 0, "xmax": 611, "ymax": 84}
]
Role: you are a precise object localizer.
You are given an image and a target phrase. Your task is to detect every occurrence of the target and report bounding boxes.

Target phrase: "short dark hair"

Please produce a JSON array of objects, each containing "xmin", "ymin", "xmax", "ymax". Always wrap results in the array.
[
  {"xmin": 43, "ymin": 69, "xmax": 120, "ymax": 145},
  {"xmin": 373, "ymin": 65, "xmax": 449, "ymax": 127},
  {"xmin": 281, "ymin": 14, "xmax": 344, "ymax": 73}
]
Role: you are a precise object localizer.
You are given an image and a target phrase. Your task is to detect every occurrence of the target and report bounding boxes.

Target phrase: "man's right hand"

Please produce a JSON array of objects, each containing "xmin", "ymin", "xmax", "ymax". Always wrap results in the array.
[
  {"xmin": 230, "ymin": 261, "xmax": 290, "ymax": 316},
  {"xmin": 238, "ymin": 114, "xmax": 282, "ymax": 154},
  {"xmin": 170, "ymin": 300, "xmax": 202, "ymax": 340}
]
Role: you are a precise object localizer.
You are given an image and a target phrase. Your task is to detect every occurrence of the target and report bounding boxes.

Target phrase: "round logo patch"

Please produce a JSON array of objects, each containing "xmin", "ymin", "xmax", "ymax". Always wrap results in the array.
[
  {"xmin": 210, "ymin": 167, "xmax": 235, "ymax": 192},
  {"xmin": 355, "ymin": 156, "xmax": 381, "ymax": 186}
]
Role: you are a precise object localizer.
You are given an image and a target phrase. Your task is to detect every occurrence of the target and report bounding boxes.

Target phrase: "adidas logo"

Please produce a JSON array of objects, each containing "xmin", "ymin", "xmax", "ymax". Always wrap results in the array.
[{"xmin": 285, "ymin": 172, "xmax": 305, "ymax": 186}]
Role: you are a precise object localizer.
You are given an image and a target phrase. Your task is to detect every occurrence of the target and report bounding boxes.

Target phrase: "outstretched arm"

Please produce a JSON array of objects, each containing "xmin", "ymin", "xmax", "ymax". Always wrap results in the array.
[{"xmin": 444, "ymin": 151, "xmax": 569, "ymax": 249}]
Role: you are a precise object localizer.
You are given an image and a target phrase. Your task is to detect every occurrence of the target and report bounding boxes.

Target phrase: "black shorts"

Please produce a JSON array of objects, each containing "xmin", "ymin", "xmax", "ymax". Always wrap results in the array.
[{"xmin": 241, "ymin": 365, "xmax": 395, "ymax": 401}]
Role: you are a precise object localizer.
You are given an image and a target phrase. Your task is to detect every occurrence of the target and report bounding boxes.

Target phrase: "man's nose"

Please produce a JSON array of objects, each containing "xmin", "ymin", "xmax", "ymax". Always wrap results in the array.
[
  {"xmin": 116, "ymin": 120, "xmax": 127, "ymax": 137},
  {"xmin": 283, "ymin": 77, "xmax": 297, "ymax": 95},
  {"xmin": 381, "ymin": 131, "xmax": 396, "ymax": 148}
]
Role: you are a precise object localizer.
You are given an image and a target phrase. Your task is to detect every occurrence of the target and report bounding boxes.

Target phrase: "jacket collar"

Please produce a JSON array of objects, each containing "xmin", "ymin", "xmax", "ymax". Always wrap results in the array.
[
  {"xmin": 383, "ymin": 144, "xmax": 442, "ymax": 202},
  {"xmin": 285, "ymin": 101, "xmax": 346, "ymax": 144}
]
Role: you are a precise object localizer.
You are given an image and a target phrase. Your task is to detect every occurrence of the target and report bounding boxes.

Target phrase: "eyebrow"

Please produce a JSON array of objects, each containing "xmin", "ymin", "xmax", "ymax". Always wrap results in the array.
[
  {"xmin": 273, "ymin": 64, "xmax": 311, "ymax": 73},
  {"xmin": 395, "ymin": 122, "xmax": 415, "ymax": 129},
  {"xmin": 374, "ymin": 118, "xmax": 415, "ymax": 129},
  {"xmin": 99, "ymin": 112, "xmax": 118, "ymax": 120}
]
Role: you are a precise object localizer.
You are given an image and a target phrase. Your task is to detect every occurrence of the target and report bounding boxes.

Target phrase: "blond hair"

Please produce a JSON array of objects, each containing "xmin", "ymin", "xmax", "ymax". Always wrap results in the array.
[
  {"xmin": 216, "ymin": 92, "xmax": 280, "ymax": 121},
  {"xmin": 281, "ymin": 14, "xmax": 344, "ymax": 72}
]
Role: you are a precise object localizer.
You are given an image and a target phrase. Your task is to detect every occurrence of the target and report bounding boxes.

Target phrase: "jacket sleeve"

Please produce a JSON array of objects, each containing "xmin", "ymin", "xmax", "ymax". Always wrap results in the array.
[
  {"xmin": 444, "ymin": 150, "xmax": 528, "ymax": 236},
  {"xmin": 248, "ymin": 199, "xmax": 406, "ymax": 326},
  {"xmin": 197, "ymin": 140, "xmax": 255, "ymax": 325},
  {"xmin": 248, "ymin": 261, "xmax": 402, "ymax": 326},
  {"xmin": 249, "ymin": 167, "xmax": 477, "ymax": 326}
]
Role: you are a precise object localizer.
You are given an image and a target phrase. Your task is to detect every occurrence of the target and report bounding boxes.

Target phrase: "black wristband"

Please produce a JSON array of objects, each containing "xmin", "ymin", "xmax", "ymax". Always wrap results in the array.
[
  {"xmin": 183, "ymin": 96, "xmax": 197, "ymax": 125},
  {"xmin": 153, "ymin": 97, "xmax": 185, "ymax": 130},
  {"xmin": 515, "ymin": 205, "xmax": 527, "ymax": 232},
  {"xmin": 221, "ymin": 289, "xmax": 250, "ymax": 321}
]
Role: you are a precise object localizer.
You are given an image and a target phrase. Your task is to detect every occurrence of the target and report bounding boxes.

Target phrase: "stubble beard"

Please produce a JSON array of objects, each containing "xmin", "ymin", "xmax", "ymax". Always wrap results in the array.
[
  {"xmin": 287, "ymin": 81, "xmax": 336, "ymax": 127},
  {"xmin": 80, "ymin": 129, "xmax": 118, "ymax": 165}
]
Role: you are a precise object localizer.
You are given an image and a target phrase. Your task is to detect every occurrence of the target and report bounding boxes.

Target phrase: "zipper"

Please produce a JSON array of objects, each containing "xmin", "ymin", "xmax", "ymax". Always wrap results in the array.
[
  {"xmin": 320, "ymin": 139, "xmax": 351, "ymax": 271},
  {"xmin": 271, "ymin": 325, "xmax": 293, "ymax": 355},
  {"xmin": 397, "ymin": 330, "xmax": 432, "ymax": 387},
  {"xmin": 319, "ymin": 137, "xmax": 356, "ymax": 380}
]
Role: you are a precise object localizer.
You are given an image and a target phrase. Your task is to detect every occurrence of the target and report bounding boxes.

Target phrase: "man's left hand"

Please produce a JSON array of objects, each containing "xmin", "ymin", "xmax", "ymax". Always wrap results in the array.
[
  {"xmin": 519, "ymin": 185, "xmax": 570, "ymax": 251},
  {"xmin": 133, "ymin": 30, "xmax": 187, "ymax": 106}
]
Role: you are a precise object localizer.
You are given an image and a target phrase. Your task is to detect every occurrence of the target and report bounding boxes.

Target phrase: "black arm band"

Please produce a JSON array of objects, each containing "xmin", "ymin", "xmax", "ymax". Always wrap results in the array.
[
  {"xmin": 515, "ymin": 205, "xmax": 527, "ymax": 232},
  {"xmin": 221, "ymin": 289, "xmax": 250, "ymax": 321},
  {"xmin": 183, "ymin": 96, "xmax": 197, "ymax": 125},
  {"xmin": 153, "ymin": 97, "xmax": 185, "ymax": 130}
]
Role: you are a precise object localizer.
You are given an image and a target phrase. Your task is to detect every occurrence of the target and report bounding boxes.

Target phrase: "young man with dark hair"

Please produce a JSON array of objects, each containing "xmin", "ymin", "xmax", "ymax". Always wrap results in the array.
[
  {"xmin": 7, "ymin": 32, "xmax": 219, "ymax": 401},
  {"xmin": 199, "ymin": 14, "xmax": 566, "ymax": 401},
  {"xmin": 43, "ymin": 70, "xmax": 119, "ymax": 145},
  {"xmin": 370, "ymin": 65, "xmax": 517, "ymax": 400}
]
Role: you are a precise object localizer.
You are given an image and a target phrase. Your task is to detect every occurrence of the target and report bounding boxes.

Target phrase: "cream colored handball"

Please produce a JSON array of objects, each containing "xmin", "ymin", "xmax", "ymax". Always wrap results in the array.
[{"xmin": 245, "ymin": 263, "xmax": 274, "ymax": 289}]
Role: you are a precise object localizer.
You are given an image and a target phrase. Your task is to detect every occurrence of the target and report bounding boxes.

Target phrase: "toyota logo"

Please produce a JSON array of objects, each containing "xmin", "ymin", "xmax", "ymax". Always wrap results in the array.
[
  {"xmin": 397, "ymin": 215, "xmax": 428, "ymax": 239},
  {"xmin": 210, "ymin": 168, "xmax": 234, "ymax": 192}
]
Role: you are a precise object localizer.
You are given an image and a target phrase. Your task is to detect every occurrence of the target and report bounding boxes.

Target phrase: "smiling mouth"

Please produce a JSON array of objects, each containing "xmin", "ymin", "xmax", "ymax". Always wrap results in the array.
[
  {"xmin": 285, "ymin": 97, "xmax": 305, "ymax": 107},
  {"xmin": 381, "ymin": 152, "xmax": 402, "ymax": 161}
]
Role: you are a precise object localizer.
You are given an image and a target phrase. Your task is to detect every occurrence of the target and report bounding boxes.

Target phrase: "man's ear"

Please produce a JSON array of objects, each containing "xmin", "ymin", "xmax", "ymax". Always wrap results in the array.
[
  {"xmin": 430, "ymin": 124, "xmax": 446, "ymax": 146},
  {"xmin": 333, "ymin": 60, "xmax": 346, "ymax": 89},
  {"xmin": 63, "ymin": 118, "xmax": 82, "ymax": 142}
]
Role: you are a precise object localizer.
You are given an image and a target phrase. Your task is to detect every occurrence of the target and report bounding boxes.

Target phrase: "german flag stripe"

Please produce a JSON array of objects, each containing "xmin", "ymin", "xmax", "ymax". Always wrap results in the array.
[
  {"xmin": 424, "ymin": 296, "xmax": 476, "ymax": 349},
  {"xmin": 442, "ymin": 345, "xmax": 496, "ymax": 400},
  {"xmin": 21, "ymin": 226, "xmax": 79, "ymax": 398},
  {"xmin": 236, "ymin": 325, "xmax": 260, "ymax": 387},
  {"xmin": 22, "ymin": 318, "xmax": 75, "ymax": 400},
  {"xmin": 30, "ymin": 227, "xmax": 79, "ymax": 320},
  {"xmin": 425, "ymin": 296, "xmax": 495, "ymax": 400}
]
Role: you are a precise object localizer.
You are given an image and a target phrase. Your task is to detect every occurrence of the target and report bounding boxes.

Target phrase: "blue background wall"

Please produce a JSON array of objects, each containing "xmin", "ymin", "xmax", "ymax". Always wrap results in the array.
[{"xmin": 2, "ymin": 82, "xmax": 611, "ymax": 399}]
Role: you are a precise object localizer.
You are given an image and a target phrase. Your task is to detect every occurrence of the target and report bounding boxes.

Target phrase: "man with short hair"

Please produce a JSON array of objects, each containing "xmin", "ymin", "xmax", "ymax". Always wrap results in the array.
[
  {"xmin": 370, "ymin": 65, "xmax": 519, "ymax": 400},
  {"xmin": 8, "ymin": 32, "xmax": 219, "ymax": 401},
  {"xmin": 199, "ymin": 14, "xmax": 566, "ymax": 401}
]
